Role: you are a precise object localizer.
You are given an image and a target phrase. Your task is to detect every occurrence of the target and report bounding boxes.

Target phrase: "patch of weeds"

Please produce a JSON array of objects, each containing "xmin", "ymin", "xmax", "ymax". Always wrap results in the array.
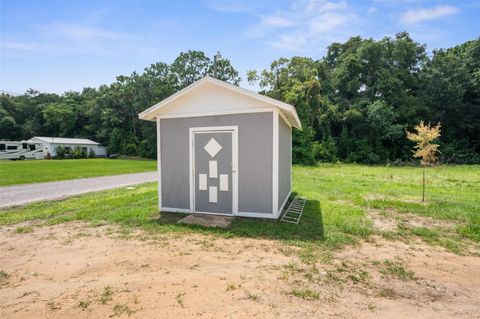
[
  {"xmin": 457, "ymin": 213, "xmax": 480, "ymax": 242},
  {"xmin": 15, "ymin": 226, "xmax": 33, "ymax": 234},
  {"xmin": 298, "ymin": 245, "xmax": 332, "ymax": 265},
  {"xmin": 348, "ymin": 270, "xmax": 369, "ymax": 284},
  {"xmin": 62, "ymin": 237, "xmax": 74, "ymax": 245},
  {"xmin": 44, "ymin": 233, "xmax": 57, "ymax": 240},
  {"xmin": 198, "ymin": 238, "xmax": 214, "ymax": 249},
  {"xmin": 378, "ymin": 287, "xmax": 397, "ymax": 299},
  {"xmin": 326, "ymin": 270, "xmax": 344, "ymax": 284},
  {"xmin": 279, "ymin": 262, "xmax": 304, "ymax": 281},
  {"xmin": 175, "ymin": 292, "xmax": 185, "ymax": 307},
  {"xmin": 112, "ymin": 303, "xmax": 134, "ymax": 317},
  {"xmin": 47, "ymin": 300, "xmax": 61, "ymax": 310},
  {"xmin": 79, "ymin": 299, "xmax": 90, "ymax": 310},
  {"xmin": 277, "ymin": 245, "xmax": 297, "ymax": 256},
  {"xmin": 0, "ymin": 270, "xmax": 8, "ymax": 279},
  {"xmin": 410, "ymin": 227, "xmax": 439, "ymax": 242},
  {"xmin": 226, "ymin": 282, "xmax": 237, "ymax": 292},
  {"xmin": 116, "ymin": 227, "xmax": 132, "ymax": 239},
  {"xmin": 100, "ymin": 286, "xmax": 113, "ymax": 304},
  {"xmin": 380, "ymin": 260, "xmax": 415, "ymax": 281},
  {"xmin": 244, "ymin": 290, "xmax": 259, "ymax": 301},
  {"xmin": 289, "ymin": 288, "xmax": 320, "ymax": 300},
  {"xmin": 440, "ymin": 237, "xmax": 463, "ymax": 254},
  {"xmin": 75, "ymin": 231, "xmax": 90, "ymax": 238}
]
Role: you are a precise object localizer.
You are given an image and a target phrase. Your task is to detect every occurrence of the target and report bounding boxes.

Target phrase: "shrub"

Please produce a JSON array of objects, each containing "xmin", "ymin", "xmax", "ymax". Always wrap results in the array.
[
  {"xmin": 72, "ymin": 146, "xmax": 87, "ymax": 159},
  {"xmin": 88, "ymin": 149, "xmax": 96, "ymax": 158},
  {"xmin": 313, "ymin": 136, "xmax": 338, "ymax": 163},
  {"xmin": 138, "ymin": 140, "xmax": 155, "ymax": 158},
  {"xmin": 55, "ymin": 146, "xmax": 66, "ymax": 159},
  {"xmin": 122, "ymin": 143, "xmax": 138, "ymax": 156}
]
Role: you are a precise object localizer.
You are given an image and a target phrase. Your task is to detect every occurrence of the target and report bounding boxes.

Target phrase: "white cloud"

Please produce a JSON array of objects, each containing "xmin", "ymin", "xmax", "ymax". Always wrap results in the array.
[
  {"xmin": 202, "ymin": 0, "xmax": 259, "ymax": 13},
  {"xmin": 305, "ymin": 0, "xmax": 347, "ymax": 14},
  {"xmin": 262, "ymin": 15, "xmax": 294, "ymax": 27},
  {"xmin": 41, "ymin": 23, "xmax": 121, "ymax": 40},
  {"xmin": 245, "ymin": 0, "xmax": 358, "ymax": 52},
  {"xmin": 309, "ymin": 12, "xmax": 352, "ymax": 33},
  {"xmin": 368, "ymin": 7, "xmax": 378, "ymax": 15},
  {"xmin": 400, "ymin": 5, "xmax": 459, "ymax": 24},
  {"xmin": 2, "ymin": 22, "xmax": 124, "ymax": 56},
  {"xmin": 0, "ymin": 41, "xmax": 39, "ymax": 51},
  {"xmin": 269, "ymin": 33, "xmax": 308, "ymax": 51}
]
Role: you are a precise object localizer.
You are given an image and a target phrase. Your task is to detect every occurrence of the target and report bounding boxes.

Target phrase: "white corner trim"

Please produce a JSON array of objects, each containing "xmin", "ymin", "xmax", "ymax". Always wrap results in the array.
[
  {"xmin": 232, "ymin": 127, "xmax": 239, "ymax": 214},
  {"xmin": 189, "ymin": 126, "xmax": 239, "ymax": 215},
  {"xmin": 189, "ymin": 127, "xmax": 194, "ymax": 213},
  {"xmin": 278, "ymin": 190, "xmax": 292, "ymax": 217},
  {"xmin": 290, "ymin": 124, "xmax": 292, "ymax": 197},
  {"xmin": 160, "ymin": 207, "xmax": 190, "ymax": 214},
  {"xmin": 272, "ymin": 109, "xmax": 279, "ymax": 217},
  {"xmin": 156, "ymin": 116, "xmax": 162, "ymax": 210}
]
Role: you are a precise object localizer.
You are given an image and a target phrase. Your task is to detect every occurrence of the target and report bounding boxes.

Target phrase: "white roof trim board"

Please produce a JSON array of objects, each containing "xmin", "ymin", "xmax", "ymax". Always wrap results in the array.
[
  {"xmin": 139, "ymin": 76, "xmax": 302, "ymax": 129},
  {"xmin": 29, "ymin": 137, "xmax": 100, "ymax": 145}
]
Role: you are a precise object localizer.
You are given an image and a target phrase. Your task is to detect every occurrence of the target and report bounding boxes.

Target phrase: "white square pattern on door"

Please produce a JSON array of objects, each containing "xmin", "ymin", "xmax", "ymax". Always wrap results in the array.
[{"xmin": 198, "ymin": 138, "xmax": 228, "ymax": 203}]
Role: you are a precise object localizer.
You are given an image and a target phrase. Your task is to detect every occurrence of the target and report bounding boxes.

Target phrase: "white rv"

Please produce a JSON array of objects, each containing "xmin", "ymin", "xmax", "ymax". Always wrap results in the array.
[{"xmin": 0, "ymin": 140, "xmax": 44, "ymax": 160}]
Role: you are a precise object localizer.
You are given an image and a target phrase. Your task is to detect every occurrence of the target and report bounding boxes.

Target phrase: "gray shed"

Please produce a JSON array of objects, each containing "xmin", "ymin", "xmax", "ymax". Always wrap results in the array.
[{"xmin": 139, "ymin": 76, "xmax": 301, "ymax": 219}]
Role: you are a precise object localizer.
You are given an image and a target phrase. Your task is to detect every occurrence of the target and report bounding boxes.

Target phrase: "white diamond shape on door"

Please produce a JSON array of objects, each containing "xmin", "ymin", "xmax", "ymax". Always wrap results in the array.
[{"xmin": 204, "ymin": 138, "xmax": 222, "ymax": 158}]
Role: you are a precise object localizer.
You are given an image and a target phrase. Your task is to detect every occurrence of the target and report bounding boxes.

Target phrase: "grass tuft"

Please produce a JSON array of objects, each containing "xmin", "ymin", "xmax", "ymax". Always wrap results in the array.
[
  {"xmin": 289, "ymin": 288, "xmax": 320, "ymax": 300},
  {"xmin": 379, "ymin": 260, "xmax": 415, "ymax": 281},
  {"xmin": 100, "ymin": 286, "xmax": 113, "ymax": 304}
]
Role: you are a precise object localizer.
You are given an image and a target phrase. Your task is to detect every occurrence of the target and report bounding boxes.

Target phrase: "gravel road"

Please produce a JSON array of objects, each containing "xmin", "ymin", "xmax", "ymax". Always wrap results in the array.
[{"xmin": 0, "ymin": 171, "xmax": 157, "ymax": 209}]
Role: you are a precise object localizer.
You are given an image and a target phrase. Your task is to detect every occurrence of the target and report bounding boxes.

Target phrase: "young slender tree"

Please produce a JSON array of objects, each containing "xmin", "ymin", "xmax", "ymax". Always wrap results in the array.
[{"xmin": 406, "ymin": 121, "xmax": 442, "ymax": 202}]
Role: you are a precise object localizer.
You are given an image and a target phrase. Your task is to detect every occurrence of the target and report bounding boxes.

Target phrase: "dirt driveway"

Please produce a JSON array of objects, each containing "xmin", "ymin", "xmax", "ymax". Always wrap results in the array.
[{"xmin": 0, "ymin": 222, "xmax": 479, "ymax": 318}]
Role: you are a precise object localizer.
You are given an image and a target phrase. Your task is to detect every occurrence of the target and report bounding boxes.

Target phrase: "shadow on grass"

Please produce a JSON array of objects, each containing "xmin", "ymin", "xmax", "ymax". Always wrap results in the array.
[{"xmin": 148, "ymin": 199, "xmax": 324, "ymax": 243}]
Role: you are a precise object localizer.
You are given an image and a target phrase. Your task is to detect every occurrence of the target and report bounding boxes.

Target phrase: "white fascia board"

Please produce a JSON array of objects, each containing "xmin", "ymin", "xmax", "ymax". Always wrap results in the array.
[
  {"xmin": 138, "ymin": 76, "xmax": 302, "ymax": 128},
  {"xmin": 139, "ymin": 77, "xmax": 210, "ymax": 120}
]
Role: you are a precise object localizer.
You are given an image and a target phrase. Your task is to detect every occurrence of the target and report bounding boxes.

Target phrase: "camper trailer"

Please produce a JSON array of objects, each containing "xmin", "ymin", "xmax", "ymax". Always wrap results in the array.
[{"xmin": 0, "ymin": 140, "xmax": 44, "ymax": 160}]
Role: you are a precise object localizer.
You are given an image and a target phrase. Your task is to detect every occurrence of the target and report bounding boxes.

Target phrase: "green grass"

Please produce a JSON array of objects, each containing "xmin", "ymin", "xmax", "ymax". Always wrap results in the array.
[
  {"xmin": 0, "ymin": 158, "xmax": 156, "ymax": 186},
  {"xmin": 0, "ymin": 164, "xmax": 479, "ymax": 253},
  {"xmin": 379, "ymin": 260, "xmax": 416, "ymax": 281},
  {"xmin": 289, "ymin": 288, "xmax": 320, "ymax": 300}
]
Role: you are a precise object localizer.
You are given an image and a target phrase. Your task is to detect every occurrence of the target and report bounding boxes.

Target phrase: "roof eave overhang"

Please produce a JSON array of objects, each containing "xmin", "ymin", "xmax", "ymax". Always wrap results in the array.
[{"xmin": 138, "ymin": 76, "xmax": 302, "ymax": 129}]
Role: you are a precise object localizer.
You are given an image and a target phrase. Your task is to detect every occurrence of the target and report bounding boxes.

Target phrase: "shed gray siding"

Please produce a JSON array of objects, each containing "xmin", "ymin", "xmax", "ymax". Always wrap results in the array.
[
  {"xmin": 278, "ymin": 115, "xmax": 292, "ymax": 210},
  {"xmin": 160, "ymin": 112, "xmax": 273, "ymax": 214}
]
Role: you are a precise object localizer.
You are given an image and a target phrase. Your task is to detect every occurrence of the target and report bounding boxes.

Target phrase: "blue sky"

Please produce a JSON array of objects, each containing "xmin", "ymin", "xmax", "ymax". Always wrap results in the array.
[{"xmin": 1, "ymin": 0, "xmax": 479, "ymax": 94}]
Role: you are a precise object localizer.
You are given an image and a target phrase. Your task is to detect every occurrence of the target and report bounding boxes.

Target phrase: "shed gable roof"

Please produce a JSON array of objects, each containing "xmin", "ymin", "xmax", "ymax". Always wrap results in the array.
[{"xmin": 138, "ymin": 76, "xmax": 301, "ymax": 128}]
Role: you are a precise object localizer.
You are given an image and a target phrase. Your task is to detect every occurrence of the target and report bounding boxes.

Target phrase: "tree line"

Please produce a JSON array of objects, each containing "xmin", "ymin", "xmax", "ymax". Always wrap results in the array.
[{"xmin": 1, "ymin": 32, "xmax": 479, "ymax": 164}]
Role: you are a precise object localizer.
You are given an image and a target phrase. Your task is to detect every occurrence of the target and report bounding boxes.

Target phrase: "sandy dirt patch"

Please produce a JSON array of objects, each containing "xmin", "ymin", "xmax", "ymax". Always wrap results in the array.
[{"xmin": 0, "ymin": 222, "xmax": 479, "ymax": 318}]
